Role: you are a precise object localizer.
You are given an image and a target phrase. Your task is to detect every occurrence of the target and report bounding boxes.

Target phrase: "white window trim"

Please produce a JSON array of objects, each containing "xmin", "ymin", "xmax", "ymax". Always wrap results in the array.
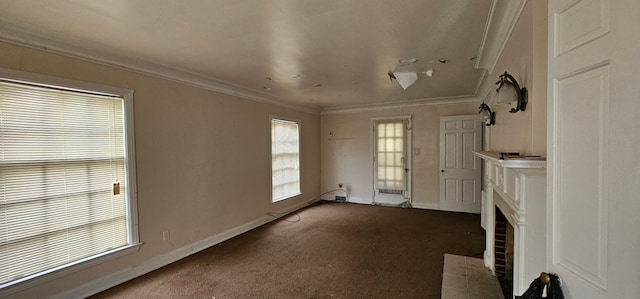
[
  {"xmin": 370, "ymin": 115, "xmax": 413, "ymax": 201},
  {"xmin": 0, "ymin": 67, "xmax": 141, "ymax": 297},
  {"xmin": 270, "ymin": 116, "xmax": 302, "ymax": 203}
]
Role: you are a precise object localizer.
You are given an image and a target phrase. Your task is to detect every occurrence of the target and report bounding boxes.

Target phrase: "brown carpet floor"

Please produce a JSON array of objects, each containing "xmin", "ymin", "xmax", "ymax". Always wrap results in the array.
[{"xmin": 91, "ymin": 201, "xmax": 485, "ymax": 299}]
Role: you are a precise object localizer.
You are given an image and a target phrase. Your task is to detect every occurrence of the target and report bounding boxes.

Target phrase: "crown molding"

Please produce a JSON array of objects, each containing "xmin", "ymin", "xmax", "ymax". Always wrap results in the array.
[
  {"xmin": 0, "ymin": 22, "xmax": 321, "ymax": 115},
  {"xmin": 322, "ymin": 0, "xmax": 529, "ymax": 116},
  {"xmin": 321, "ymin": 95, "xmax": 480, "ymax": 115},
  {"xmin": 0, "ymin": 0, "xmax": 528, "ymax": 117},
  {"xmin": 475, "ymin": 0, "xmax": 528, "ymax": 75}
]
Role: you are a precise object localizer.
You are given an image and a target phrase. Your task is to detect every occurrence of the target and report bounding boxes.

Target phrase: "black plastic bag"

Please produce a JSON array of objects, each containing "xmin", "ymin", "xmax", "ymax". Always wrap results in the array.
[{"xmin": 516, "ymin": 273, "xmax": 564, "ymax": 299}]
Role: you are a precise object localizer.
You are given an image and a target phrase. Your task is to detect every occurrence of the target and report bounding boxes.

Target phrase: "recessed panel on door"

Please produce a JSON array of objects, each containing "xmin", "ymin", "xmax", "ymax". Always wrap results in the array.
[{"xmin": 555, "ymin": 64, "xmax": 609, "ymax": 289}]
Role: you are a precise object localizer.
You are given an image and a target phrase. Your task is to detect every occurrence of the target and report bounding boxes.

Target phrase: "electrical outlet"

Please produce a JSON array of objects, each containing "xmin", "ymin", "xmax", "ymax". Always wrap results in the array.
[{"xmin": 162, "ymin": 230, "xmax": 170, "ymax": 241}]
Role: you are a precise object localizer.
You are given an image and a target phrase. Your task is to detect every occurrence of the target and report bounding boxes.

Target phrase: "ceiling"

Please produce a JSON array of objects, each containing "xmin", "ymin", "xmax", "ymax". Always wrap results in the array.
[{"xmin": 0, "ymin": 0, "xmax": 524, "ymax": 113}]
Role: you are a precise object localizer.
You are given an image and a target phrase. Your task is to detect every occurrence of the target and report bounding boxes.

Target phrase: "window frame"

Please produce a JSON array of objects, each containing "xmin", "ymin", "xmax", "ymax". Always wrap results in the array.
[
  {"xmin": 270, "ymin": 116, "xmax": 302, "ymax": 203},
  {"xmin": 0, "ymin": 67, "xmax": 140, "ymax": 296},
  {"xmin": 370, "ymin": 115, "xmax": 413, "ymax": 202}
]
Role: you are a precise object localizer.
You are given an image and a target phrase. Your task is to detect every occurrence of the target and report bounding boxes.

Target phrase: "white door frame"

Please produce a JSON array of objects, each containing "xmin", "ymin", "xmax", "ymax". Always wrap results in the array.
[
  {"xmin": 439, "ymin": 115, "xmax": 482, "ymax": 213},
  {"xmin": 371, "ymin": 115, "xmax": 412, "ymax": 206}
]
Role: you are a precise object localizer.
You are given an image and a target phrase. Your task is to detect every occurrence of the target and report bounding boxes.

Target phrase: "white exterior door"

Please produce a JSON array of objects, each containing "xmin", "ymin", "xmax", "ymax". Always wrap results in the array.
[
  {"xmin": 372, "ymin": 117, "xmax": 412, "ymax": 206},
  {"xmin": 548, "ymin": 0, "xmax": 640, "ymax": 298},
  {"xmin": 439, "ymin": 115, "xmax": 482, "ymax": 213}
]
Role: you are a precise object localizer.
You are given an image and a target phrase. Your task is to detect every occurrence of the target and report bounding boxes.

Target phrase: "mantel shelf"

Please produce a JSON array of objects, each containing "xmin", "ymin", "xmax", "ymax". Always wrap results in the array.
[{"xmin": 473, "ymin": 151, "xmax": 547, "ymax": 169}]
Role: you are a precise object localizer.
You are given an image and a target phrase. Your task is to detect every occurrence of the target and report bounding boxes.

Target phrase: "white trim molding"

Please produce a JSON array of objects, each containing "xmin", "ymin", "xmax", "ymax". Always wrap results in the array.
[
  {"xmin": 0, "ymin": 22, "xmax": 320, "ymax": 116},
  {"xmin": 322, "ymin": 95, "xmax": 480, "ymax": 115},
  {"xmin": 474, "ymin": 151, "xmax": 547, "ymax": 297},
  {"xmin": 476, "ymin": 0, "xmax": 529, "ymax": 75},
  {"xmin": 0, "ymin": 0, "xmax": 528, "ymax": 116}
]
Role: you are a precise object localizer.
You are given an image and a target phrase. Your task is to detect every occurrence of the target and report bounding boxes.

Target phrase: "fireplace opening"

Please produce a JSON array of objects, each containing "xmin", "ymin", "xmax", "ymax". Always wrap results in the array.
[{"xmin": 495, "ymin": 207, "xmax": 514, "ymax": 298}]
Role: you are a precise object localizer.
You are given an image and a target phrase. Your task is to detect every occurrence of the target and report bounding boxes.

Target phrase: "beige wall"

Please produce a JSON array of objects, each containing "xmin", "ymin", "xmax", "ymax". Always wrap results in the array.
[
  {"xmin": 481, "ymin": 0, "xmax": 547, "ymax": 156},
  {"xmin": 0, "ymin": 41, "xmax": 320, "ymax": 298},
  {"xmin": 320, "ymin": 102, "xmax": 479, "ymax": 208}
]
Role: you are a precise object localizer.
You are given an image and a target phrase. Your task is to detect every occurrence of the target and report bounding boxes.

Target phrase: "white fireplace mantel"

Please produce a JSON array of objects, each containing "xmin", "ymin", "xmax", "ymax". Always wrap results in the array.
[{"xmin": 474, "ymin": 151, "xmax": 547, "ymax": 298}]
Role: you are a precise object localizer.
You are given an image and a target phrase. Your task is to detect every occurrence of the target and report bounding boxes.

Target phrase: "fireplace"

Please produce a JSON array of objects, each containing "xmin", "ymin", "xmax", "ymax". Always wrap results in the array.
[
  {"xmin": 474, "ymin": 151, "xmax": 546, "ymax": 298},
  {"xmin": 495, "ymin": 207, "xmax": 514, "ymax": 298}
]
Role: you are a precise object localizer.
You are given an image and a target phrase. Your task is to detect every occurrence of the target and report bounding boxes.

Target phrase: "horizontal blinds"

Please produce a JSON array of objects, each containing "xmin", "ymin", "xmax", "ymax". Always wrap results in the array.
[
  {"xmin": 271, "ymin": 119, "xmax": 300, "ymax": 201},
  {"xmin": 376, "ymin": 121, "xmax": 406, "ymax": 191},
  {"xmin": 0, "ymin": 80, "xmax": 128, "ymax": 285}
]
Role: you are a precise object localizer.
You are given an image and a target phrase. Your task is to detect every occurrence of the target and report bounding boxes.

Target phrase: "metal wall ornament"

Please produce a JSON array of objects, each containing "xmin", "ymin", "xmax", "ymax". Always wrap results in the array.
[
  {"xmin": 478, "ymin": 102, "xmax": 496, "ymax": 126},
  {"xmin": 496, "ymin": 71, "xmax": 528, "ymax": 113}
]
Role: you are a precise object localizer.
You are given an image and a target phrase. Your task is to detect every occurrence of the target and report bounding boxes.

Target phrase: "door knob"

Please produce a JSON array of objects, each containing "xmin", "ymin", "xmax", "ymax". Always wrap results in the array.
[{"xmin": 441, "ymin": 170, "xmax": 445, "ymax": 173}]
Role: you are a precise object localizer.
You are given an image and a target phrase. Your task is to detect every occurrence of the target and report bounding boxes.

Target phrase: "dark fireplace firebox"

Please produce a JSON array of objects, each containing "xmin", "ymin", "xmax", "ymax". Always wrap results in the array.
[{"xmin": 495, "ymin": 207, "xmax": 514, "ymax": 298}]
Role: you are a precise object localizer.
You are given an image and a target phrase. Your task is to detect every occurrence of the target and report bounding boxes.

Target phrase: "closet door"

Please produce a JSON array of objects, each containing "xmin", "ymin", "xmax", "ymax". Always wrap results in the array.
[{"xmin": 547, "ymin": 0, "xmax": 640, "ymax": 298}]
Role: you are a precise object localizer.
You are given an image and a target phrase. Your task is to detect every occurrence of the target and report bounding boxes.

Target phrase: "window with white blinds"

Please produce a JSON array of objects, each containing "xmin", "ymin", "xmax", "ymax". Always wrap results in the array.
[
  {"xmin": 0, "ymin": 73, "xmax": 137, "ymax": 289},
  {"xmin": 271, "ymin": 118, "xmax": 301, "ymax": 202},
  {"xmin": 375, "ymin": 121, "xmax": 407, "ymax": 192}
]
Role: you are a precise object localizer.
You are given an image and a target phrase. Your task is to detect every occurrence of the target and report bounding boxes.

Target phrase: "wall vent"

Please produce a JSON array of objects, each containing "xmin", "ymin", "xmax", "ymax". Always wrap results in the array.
[{"xmin": 378, "ymin": 189, "xmax": 402, "ymax": 195}]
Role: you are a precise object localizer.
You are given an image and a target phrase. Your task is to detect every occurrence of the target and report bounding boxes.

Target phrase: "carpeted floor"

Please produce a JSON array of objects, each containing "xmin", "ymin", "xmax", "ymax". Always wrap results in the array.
[{"xmin": 91, "ymin": 201, "xmax": 485, "ymax": 298}]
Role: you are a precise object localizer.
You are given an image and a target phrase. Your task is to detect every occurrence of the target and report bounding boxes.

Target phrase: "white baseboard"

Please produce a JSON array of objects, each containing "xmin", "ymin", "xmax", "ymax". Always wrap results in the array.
[
  {"xmin": 55, "ymin": 198, "xmax": 316, "ymax": 299},
  {"xmin": 319, "ymin": 198, "xmax": 440, "ymax": 211},
  {"xmin": 411, "ymin": 202, "xmax": 440, "ymax": 210},
  {"xmin": 318, "ymin": 197, "xmax": 373, "ymax": 205},
  {"xmin": 345, "ymin": 197, "xmax": 373, "ymax": 205}
]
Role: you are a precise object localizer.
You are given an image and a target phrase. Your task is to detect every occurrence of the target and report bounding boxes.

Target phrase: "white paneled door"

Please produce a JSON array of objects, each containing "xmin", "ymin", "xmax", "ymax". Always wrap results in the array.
[
  {"xmin": 548, "ymin": 0, "xmax": 640, "ymax": 298},
  {"xmin": 439, "ymin": 115, "xmax": 482, "ymax": 214}
]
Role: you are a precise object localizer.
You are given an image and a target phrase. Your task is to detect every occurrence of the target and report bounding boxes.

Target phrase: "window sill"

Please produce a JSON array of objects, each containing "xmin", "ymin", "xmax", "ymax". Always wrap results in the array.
[
  {"xmin": 0, "ymin": 242, "xmax": 142, "ymax": 297},
  {"xmin": 272, "ymin": 192, "xmax": 303, "ymax": 203}
]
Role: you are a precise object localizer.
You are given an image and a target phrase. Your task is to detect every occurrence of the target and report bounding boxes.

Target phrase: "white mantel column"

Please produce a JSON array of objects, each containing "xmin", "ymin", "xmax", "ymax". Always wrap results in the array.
[{"xmin": 474, "ymin": 151, "xmax": 547, "ymax": 298}]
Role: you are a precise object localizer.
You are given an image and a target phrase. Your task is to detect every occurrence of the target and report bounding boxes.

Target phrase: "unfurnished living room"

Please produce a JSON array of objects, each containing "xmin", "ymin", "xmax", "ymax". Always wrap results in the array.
[{"xmin": 0, "ymin": 1, "xmax": 639, "ymax": 298}]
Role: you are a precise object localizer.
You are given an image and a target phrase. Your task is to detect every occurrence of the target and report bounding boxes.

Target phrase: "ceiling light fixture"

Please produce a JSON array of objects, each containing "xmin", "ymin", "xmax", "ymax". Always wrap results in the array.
[
  {"xmin": 399, "ymin": 58, "xmax": 418, "ymax": 65},
  {"xmin": 389, "ymin": 68, "xmax": 433, "ymax": 90},
  {"xmin": 496, "ymin": 71, "xmax": 527, "ymax": 113},
  {"xmin": 389, "ymin": 58, "xmax": 434, "ymax": 90},
  {"xmin": 393, "ymin": 72, "xmax": 418, "ymax": 90}
]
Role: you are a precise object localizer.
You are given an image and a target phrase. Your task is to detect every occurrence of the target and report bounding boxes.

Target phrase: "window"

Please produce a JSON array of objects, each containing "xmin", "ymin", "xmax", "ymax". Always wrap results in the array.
[
  {"xmin": 0, "ymin": 69, "xmax": 138, "ymax": 291},
  {"xmin": 375, "ymin": 120, "xmax": 407, "ymax": 192},
  {"xmin": 271, "ymin": 118, "xmax": 301, "ymax": 202}
]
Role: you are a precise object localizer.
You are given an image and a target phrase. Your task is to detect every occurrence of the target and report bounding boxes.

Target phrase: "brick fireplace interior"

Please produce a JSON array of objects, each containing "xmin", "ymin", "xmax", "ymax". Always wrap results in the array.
[{"xmin": 495, "ymin": 207, "xmax": 514, "ymax": 298}]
